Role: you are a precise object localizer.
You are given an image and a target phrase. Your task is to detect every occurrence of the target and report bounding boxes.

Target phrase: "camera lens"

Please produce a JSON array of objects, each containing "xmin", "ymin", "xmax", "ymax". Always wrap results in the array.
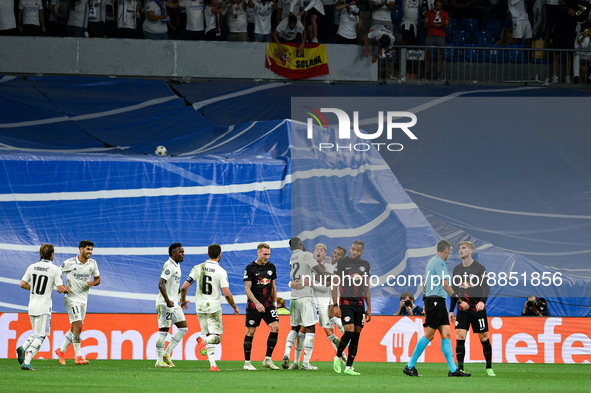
[{"xmin": 404, "ymin": 300, "xmax": 412, "ymax": 307}]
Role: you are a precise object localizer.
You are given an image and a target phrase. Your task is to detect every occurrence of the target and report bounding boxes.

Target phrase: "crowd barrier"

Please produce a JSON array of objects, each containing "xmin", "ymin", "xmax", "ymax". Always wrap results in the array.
[{"xmin": 2, "ymin": 313, "xmax": 589, "ymax": 364}]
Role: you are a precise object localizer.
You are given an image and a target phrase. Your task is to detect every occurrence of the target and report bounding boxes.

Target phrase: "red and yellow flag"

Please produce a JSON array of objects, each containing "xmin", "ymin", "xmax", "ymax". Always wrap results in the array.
[{"xmin": 265, "ymin": 42, "xmax": 329, "ymax": 80}]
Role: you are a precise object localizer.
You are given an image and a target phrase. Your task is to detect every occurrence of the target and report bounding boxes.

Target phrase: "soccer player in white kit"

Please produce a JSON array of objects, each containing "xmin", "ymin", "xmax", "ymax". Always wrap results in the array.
[
  {"xmin": 55, "ymin": 240, "xmax": 100, "ymax": 366},
  {"xmin": 154, "ymin": 243, "xmax": 189, "ymax": 368},
  {"xmin": 180, "ymin": 244, "xmax": 239, "ymax": 372},
  {"xmin": 17, "ymin": 244, "xmax": 69, "ymax": 370},
  {"xmin": 282, "ymin": 237, "xmax": 327, "ymax": 370}
]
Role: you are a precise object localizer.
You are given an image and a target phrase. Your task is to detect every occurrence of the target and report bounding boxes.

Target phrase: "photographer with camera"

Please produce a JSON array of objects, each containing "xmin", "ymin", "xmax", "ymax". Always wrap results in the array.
[
  {"xmin": 521, "ymin": 294, "xmax": 551, "ymax": 316},
  {"xmin": 394, "ymin": 291, "xmax": 423, "ymax": 316}
]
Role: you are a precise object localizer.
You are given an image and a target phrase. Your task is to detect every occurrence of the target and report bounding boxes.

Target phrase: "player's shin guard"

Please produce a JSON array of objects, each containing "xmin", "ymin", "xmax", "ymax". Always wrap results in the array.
[
  {"xmin": 441, "ymin": 338, "xmax": 457, "ymax": 373},
  {"xmin": 156, "ymin": 331, "xmax": 167, "ymax": 362},
  {"xmin": 481, "ymin": 339, "xmax": 492, "ymax": 369},
  {"xmin": 346, "ymin": 332, "xmax": 360, "ymax": 367},
  {"xmin": 303, "ymin": 333, "xmax": 315, "ymax": 365},
  {"xmin": 266, "ymin": 332, "xmax": 278, "ymax": 357},
  {"xmin": 73, "ymin": 334, "xmax": 82, "ymax": 358},
  {"xmin": 294, "ymin": 332, "xmax": 305, "ymax": 364},
  {"xmin": 283, "ymin": 329, "xmax": 298, "ymax": 357},
  {"xmin": 330, "ymin": 317, "xmax": 345, "ymax": 334},
  {"xmin": 408, "ymin": 336, "xmax": 429, "ymax": 368},
  {"xmin": 25, "ymin": 336, "xmax": 45, "ymax": 364},
  {"xmin": 456, "ymin": 339, "xmax": 465, "ymax": 370},
  {"xmin": 21, "ymin": 336, "xmax": 34, "ymax": 351},
  {"xmin": 205, "ymin": 335, "xmax": 221, "ymax": 345},
  {"xmin": 243, "ymin": 335, "xmax": 254, "ymax": 361},
  {"xmin": 336, "ymin": 331, "xmax": 353, "ymax": 358},
  {"xmin": 206, "ymin": 344, "xmax": 216, "ymax": 366},
  {"xmin": 165, "ymin": 327, "xmax": 187, "ymax": 356},
  {"xmin": 60, "ymin": 330, "xmax": 74, "ymax": 352}
]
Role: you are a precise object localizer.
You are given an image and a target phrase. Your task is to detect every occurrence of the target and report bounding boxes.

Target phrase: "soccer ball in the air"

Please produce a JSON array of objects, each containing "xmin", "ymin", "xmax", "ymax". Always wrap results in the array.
[{"xmin": 155, "ymin": 146, "xmax": 167, "ymax": 156}]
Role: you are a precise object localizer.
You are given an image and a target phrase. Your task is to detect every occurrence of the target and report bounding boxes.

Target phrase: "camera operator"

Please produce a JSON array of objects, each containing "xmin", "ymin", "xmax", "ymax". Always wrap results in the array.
[
  {"xmin": 521, "ymin": 294, "xmax": 551, "ymax": 317},
  {"xmin": 394, "ymin": 291, "xmax": 423, "ymax": 316}
]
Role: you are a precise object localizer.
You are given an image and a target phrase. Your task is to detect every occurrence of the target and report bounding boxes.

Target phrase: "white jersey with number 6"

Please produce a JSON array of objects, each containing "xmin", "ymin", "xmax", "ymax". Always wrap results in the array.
[
  {"xmin": 186, "ymin": 260, "xmax": 229, "ymax": 313},
  {"xmin": 22, "ymin": 260, "xmax": 64, "ymax": 316},
  {"xmin": 156, "ymin": 257, "xmax": 182, "ymax": 306},
  {"xmin": 290, "ymin": 249, "xmax": 318, "ymax": 299}
]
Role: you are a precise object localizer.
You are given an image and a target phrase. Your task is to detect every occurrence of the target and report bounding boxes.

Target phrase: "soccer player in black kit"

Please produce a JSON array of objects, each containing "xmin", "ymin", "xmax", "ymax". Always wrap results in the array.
[
  {"xmin": 448, "ymin": 241, "xmax": 495, "ymax": 377},
  {"xmin": 331, "ymin": 240, "xmax": 371, "ymax": 376},
  {"xmin": 243, "ymin": 243, "xmax": 280, "ymax": 371}
]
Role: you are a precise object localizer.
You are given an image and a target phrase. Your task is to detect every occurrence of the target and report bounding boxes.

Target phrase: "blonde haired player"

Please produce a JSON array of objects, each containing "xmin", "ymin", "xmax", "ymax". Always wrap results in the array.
[
  {"xmin": 55, "ymin": 240, "xmax": 100, "ymax": 365},
  {"xmin": 17, "ymin": 244, "xmax": 69, "ymax": 370},
  {"xmin": 181, "ymin": 243, "xmax": 239, "ymax": 372}
]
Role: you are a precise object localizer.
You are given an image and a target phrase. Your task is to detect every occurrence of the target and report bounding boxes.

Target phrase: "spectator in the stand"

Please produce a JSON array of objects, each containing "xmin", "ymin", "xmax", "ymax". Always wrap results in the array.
[
  {"xmin": 88, "ymin": 0, "xmax": 107, "ymax": 36},
  {"xmin": 508, "ymin": 0, "xmax": 532, "ymax": 47},
  {"xmin": 573, "ymin": 21, "xmax": 591, "ymax": 83},
  {"xmin": 298, "ymin": 0, "xmax": 323, "ymax": 43},
  {"xmin": 116, "ymin": 0, "xmax": 139, "ymax": 38},
  {"xmin": 143, "ymin": 0, "xmax": 174, "ymax": 39},
  {"xmin": 394, "ymin": 292, "xmax": 423, "ymax": 316},
  {"xmin": 204, "ymin": 0, "xmax": 225, "ymax": 39},
  {"xmin": 227, "ymin": 0, "xmax": 248, "ymax": 40},
  {"xmin": 335, "ymin": 1, "xmax": 361, "ymax": 44},
  {"xmin": 369, "ymin": 0, "xmax": 396, "ymax": 31},
  {"xmin": 549, "ymin": 2, "xmax": 583, "ymax": 83},
  {"xmin": 67, "ymin": 0, "xmax": 89, "ymax": 37},
  {"xmin": 273, "ymin": 14, "xmax": 306, "ymax": 56},
  {"xmin": 424, "ymin": 0, "xmax": 447, "ymax": 79},
  {"xmin": 249, "ymin": 0, "xmax": 276, "ymax": 42},
  {"xmin": 277, "ymin": 0, "xmax": 300, "ymax": 23},
  {"xmin": 419, "ymin": 0, "xmax": 435, "ymax": 44},
  {"xmin": 545, "ymin": 0, "xmax": 560, "ymax": 44},
  {"xmin": 363, "ymin": 24, "xmax": 395, "ymax": 63},
  {"xmin": 521, "ymin": 294, "xmax": 551, "ymax": 316},
  {"xmin": 531, "ymin": 0, "xmax": 545, "ymax": 40},
  {"xmin": 18, "ymin": 0, "xmax": 45, "ymax": 35},
  {"xmin": 47, "ymin": 0, "xmax": 69, "ymax": 36},
  {"xmin": 246, "ymin": 1, "xmax": 254, "ymax": 40},
  {"xmin": 319, "ymin": 0, "xmax": 335, "ymax": 43},
  {"xmin": 277, "ymin": 297, "xmax": 290, "ymax": 315},
  {"xmin": 179, "ymin": 0, "xmax": 204, "ymax": 40},
  {"xmin": 0, "ymin": 0, "xmax": 18, "ymax": 35},
  {"xmin": 401, "ymin": 0, "xmax": 420, "ymax": 45}
]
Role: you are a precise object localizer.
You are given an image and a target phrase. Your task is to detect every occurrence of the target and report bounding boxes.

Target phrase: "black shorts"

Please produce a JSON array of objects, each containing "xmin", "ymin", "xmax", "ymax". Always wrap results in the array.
[
  {"xmin": 341, "ymin": 304, "xmax": 365, "ymax": 328},
  {"xmin": 423, "ymin": 297, "xmax": 449, "ymax": 329},
  {"xmin": 245, "ymin": 306, "xmax": 279, "ymax": 327},
  {"xmin": 455, "ymin": 309, "xmax": 488, "ymax": 333},
  {"xmin": 401, "ymin": 26, "xmax": 417, "ymax": 45}
]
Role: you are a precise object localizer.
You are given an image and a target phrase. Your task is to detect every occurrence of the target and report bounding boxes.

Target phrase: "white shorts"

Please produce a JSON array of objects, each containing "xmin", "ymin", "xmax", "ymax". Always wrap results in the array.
[
  {"xmin": 197, "ymin": 310, "xmax": 223, "ymax": 335},
  {"xmin": 315, "ymin": 296, "xmax": 331, "ymax": 329},
  {"xmin": 156, "ymin": 304, "xmax": 186, "ymax": 329},
  {"xmin": 290, "ymin": 296, "xmax": 318, "ymax": 328},
  {"xmin": 512, "ymin": 19, "xmax": 532, "ymax": 40},
  {"xmin": 65, "ymin": 299, "xmax": 87, "ymax": 324},
  {"xmin": 29, "ymin": 314, "xmax": 51, "ymax": 337}
]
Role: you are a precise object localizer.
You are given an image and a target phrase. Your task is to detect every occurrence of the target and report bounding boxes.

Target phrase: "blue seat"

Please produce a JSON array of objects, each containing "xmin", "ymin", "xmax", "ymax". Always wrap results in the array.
[
  {"xmin": 507, "ymin": 44, "xmax": 526, "ymax": 64},
  {"xmin": 485, "ymin": 44, "xmax": 505, "ymax": 63},
  {"xmin": 391, "ymin": 4, "xmax": 402, "ymax": 25},
  {"xmin": 448, "ymin": 17, "xmax": 457, "ymax": 31},
  {"xmin": 445, "ymin": 43, "xmax": 463, "ymax": 62},
  {"xmin": 464, "ymin": 44, "xmax": 484, "ymax": 63},
  {"xmin": 482, "ymin": 18, "xmax": 502, "ymax": 39},
  {"xmin": 452, "ymin": 30, "xmax": 467, "ymax": 46},
  {"xmin": 474, "ymin": 31, "xmax": 492, "ymax": 47},
  {"xmin": 459, "ymin": 18, "xmax": 479, "ymax": 38},
  {"xmin": 445, "ymin": 18, "xmax": 458, "ymax": 43}
]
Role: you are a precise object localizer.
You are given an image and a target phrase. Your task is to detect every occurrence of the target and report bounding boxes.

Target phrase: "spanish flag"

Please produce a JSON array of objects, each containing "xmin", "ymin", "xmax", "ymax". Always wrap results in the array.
[{"xmin": 266, "ymin": 42, "xmax": 329, "ymax": 80}]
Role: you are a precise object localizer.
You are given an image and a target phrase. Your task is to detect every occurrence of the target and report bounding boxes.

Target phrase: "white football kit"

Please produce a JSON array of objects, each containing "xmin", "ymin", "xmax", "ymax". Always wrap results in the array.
[
  {"xmin": 156, "ymin": 257, "xmax": 186, "ymax": 329},
  {"xmin": 290, "ymin": 249, "xmax": 319, "ymax": 327},
  {"xmin": 312, "ymin": 257, "xmax": 335, "ymax": 328},
  {"xmin": 61, "ymin": 256, "xmax": 100, "ymax": 323}
]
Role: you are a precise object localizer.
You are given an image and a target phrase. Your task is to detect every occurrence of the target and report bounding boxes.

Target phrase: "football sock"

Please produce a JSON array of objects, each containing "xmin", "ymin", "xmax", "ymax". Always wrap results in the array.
[
  {"xmin": 165, "ymin": 327, "xmax": 187, "ymax": 356},
  {"xmin": 243, "ymin": 335, "xmax": 253, "ymax": 361},
  {"xmin": 303, "ymin": 333, "xmax": 315, "ymax": 364},
  {"xmin": 481, "ymin": 339, "xmax": 492, "ymax": 368},
  {"xmin": 156, "ymin": 331, "xmax": 167, "ymax": 362},
  {"xmin": 283, "ymin": 329, "xmax": 298, "ymax": 358},
  {"xmin": 330, "ymin": 317, "xmax": 345, "ymax": 334},
  {"xmin": 408, "ymin": 336, "xmax": 429, "ymax": 369},
  {"xmin": 266, "ymin": 332, "xmax": 278, "ymax": 357},
  {"xmin": 294, "ymin": 332, "xmax": 305, "ymax": 364},
  {"xmin": 456, "ymin": 339, "xmax": 465, "ymax": 370},
  {"xmin": 336, "ymin": 331, "xmax": 353, "ymax": 358},
  {"xmin": 327, "ymin": 334, "xmax": 340, "ymax": 351},
  {"xmin": 346, "ymin": 332, "xmax": 360, "ymax": 367},
  {"xmin": 205, "ymin": 334, "xmax": 221, "ymax": 345},
  {"xmin": 25, "ymin": 336, "xmax": 44, "ymax": 364},
  {"xmin": 441, "ymin": 338, "xmax": 457, "ymax": 372},
  {"xmin": 60, "ymin": 330, "xmax": 74, "ymax": 352},
  {"xmin": 21, "ymin": 335, "xmax": 34, "ymax": 351},
  {"xmin": 73, "ymin": 334, "xmax": 82, "ymax": 358},
  {"xmin": 207, "ymin": 344, "xmax": 216, "ymax": 366}
]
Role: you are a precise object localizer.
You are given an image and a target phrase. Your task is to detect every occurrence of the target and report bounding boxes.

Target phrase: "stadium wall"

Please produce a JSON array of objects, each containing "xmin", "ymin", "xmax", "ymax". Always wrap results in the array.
[
  {"xmin": 2, "ymin": 313, "xmax": 589, "ymax": 364},
  {"xmin": 0, "ymin": 37, "xmax": 377, "ymax": 82}
]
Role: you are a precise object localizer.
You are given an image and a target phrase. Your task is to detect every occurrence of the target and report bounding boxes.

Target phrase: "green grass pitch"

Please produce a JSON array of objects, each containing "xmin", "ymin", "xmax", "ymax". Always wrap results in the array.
[{"xmin": 1, "ymin": 359, "xmax": 589, "ymax": 393}]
